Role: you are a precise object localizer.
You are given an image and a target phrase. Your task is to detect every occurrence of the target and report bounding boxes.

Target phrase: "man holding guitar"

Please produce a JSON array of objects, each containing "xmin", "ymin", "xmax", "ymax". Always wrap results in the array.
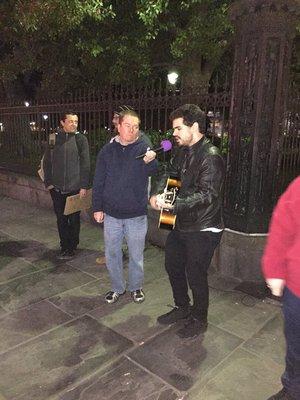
[{"xmin": 150, "ymin": 104, "xmax": 225, "ymax": 338}]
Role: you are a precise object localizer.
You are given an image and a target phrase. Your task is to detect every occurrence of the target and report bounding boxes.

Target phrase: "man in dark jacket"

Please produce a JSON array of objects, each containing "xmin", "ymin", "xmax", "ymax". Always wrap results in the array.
[
  {"xmin": 150, "ymin": 104, "xmax": 224, "ymax": 338},
  {"xmin": 93, "ymin": 109, "xmax": 157, "ymax": 304},
  {"xmin": 43, "ymin": 112, "xmax": 90, "ymax": 259}
]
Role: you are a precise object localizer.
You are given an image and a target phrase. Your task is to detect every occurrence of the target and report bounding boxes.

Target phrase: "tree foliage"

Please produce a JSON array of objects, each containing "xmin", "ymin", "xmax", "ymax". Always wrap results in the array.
[{"xmin": 0, "ymin": 0, "xmax": 234, "ymax": 96}]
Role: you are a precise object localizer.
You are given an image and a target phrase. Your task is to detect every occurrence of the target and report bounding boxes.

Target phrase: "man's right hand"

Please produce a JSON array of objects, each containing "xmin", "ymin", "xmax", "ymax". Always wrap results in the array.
[
  {"xmin": 150, "ymin": 194, "xmax": 174, "ymax": 210},
  {"xmin": 266, "ymin": 278, "xmax": 285, "ymax": 297},
  {"xmin": 149, "ymin": 195, "xmax": 160, "ymax": 210},
  {"xmin": 47, "ymin": 185, "xmax": 54, "ymax": 190},
  {"xmin": 94, "ymin": 211, "xmax": 104, "ymax": 223}
]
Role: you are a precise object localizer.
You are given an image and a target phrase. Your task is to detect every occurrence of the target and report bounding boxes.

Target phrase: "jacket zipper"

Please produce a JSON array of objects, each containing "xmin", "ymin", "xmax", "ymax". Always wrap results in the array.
[{"xmin": 63, "ymin": 133, "xmax": 68, "ymax": 191}]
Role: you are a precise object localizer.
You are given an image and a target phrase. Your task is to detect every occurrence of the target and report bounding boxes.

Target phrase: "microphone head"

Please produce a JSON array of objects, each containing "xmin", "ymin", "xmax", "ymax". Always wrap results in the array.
[{"xmin": 160, "ymin": 139, "xmax": 172, "ymax": 152}]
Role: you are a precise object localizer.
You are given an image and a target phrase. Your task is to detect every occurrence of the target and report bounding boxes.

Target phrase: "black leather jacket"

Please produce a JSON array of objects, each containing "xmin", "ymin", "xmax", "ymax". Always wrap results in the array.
[{"xmin": 155, "ymin": 137, "xmax": 225, "ymax": 232}]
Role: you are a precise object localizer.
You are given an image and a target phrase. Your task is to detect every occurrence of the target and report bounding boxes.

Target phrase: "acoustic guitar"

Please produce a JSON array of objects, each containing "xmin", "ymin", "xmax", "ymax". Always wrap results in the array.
[{"xmin": 158, "ymin": 177, "xmax": 181, "ymax": 230}]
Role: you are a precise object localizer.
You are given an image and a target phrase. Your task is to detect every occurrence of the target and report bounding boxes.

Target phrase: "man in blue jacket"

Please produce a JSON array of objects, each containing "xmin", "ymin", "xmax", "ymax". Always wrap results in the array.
[{"xmin": 93, "ymin": 109, "xmax": 157, "ymax": 304}]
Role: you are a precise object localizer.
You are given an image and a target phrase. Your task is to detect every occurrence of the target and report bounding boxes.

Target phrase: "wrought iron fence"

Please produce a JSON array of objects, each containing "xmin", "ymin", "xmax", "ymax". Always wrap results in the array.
[
  {"xmin": 0, "ymin": 78, "xmax": 298, "ymax": 229},
  {"xmin": 0, "ymin": 79, "xmax": 231, "ymax": 172},
  {"xmin": 276, "ymin": 85, "xmax": 300, "ymax": 195}
]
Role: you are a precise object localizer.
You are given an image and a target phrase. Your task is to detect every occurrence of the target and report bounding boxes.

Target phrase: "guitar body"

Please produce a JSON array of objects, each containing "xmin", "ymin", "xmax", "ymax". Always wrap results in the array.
[{"xmin": 158, "ymin": 177, "xmax": 181, "ymax": 230}]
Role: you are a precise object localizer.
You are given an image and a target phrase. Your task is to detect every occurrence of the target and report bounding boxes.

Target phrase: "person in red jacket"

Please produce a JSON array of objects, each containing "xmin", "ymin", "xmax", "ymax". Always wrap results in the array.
[{"xmin": 262, "ymin": 176, "xmax": 300, "ymax": 400}]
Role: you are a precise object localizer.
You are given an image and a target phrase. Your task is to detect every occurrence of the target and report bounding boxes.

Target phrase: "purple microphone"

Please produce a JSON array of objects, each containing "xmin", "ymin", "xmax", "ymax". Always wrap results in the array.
[{"xmin": 135, "ymin": 139, "xmax": 172, "ymax": 159}]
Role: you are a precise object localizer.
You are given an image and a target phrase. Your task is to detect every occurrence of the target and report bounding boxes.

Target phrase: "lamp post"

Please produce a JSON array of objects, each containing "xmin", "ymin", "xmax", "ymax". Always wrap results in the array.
[{"xmin": 167, "ymin": 71, "xmax": 179, "ymax": 85}]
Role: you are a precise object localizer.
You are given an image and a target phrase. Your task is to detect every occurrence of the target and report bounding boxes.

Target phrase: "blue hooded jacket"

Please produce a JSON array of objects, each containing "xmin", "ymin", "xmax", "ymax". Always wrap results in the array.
[{"xmin": 92, "ymin": 137, "xmax": 158, "ymax": 219}]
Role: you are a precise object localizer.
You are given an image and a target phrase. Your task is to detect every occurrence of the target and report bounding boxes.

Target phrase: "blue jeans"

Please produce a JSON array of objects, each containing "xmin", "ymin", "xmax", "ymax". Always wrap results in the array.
[
  {"xmin": 282, "ymin": 287, "xmax": 300, "ymax": 399},
  {"xmin": 104, "ymin": 214, "xmax": 148, "ymax": 293}
]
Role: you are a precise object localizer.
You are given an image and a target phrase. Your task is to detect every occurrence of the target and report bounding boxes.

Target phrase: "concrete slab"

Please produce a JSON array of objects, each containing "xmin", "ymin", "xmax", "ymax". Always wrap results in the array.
[
  {"xmin": 0, "ymin": 300, "xmax": 72, "ymax": 354},
  {"xmin": 89, "ymin": 277, "xmax": 173, "ymax": 343},
  {"xmin": 0, "ymin": 254, "xmax": 46, "ymax": 284},
  {"xmin": 58, "ymin": 357, "xmax": 182, "ymax": 400},
  {"xmin": 128, "ymin": 324, "xmax": 242, "ymax": 391},
  {"xmin": 0, "ymin": 315, "xmax": 133, "ymax": 400},
  {"xmin": 208, "ymin": 290, "xmax": 280, "ymax": 340},
  {"xmin": 0, "ymin": 194, "xmax": 286, "ymax": 400},
  {"xmin": 242, "ymin": 313, "xmax": 286, "ymax": 366},
  {"xmin": 0, "ymin": 264, "xmax": 96, "ymax": 312},
  {"xmin": 188, "ymin": 348, "xmax": 283, "ymax": 400},
  {"xmin": 48, "ymin": 280, "xmax": 110, "ymax": 318},
  {"xmin": 66, "ymin": 249, "xmax": 108, "ymax": 278}
]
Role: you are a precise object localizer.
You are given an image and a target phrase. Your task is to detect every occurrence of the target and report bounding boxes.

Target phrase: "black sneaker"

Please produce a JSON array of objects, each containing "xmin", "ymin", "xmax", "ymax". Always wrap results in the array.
[
  {"xmin": 267, "ymin": 388, "xmax": 296, "ymax": 400},
  {"xmin": 57, "ymin": 249, "xmax": 74, "ymax": 260},
  {"xmin": 157, "ymin": 306, "xmax": 190, "ymax": 325},
  {"xmin": 105, "ymin": 290, "xmax": 125, "ymax": 304},
  {"xmin": 176, "ymin": 317, "xmax": 208, "ymax": 338},
  {"xmin": 131, "ymin": 289, "xmax": 145, "ymax": 303}
]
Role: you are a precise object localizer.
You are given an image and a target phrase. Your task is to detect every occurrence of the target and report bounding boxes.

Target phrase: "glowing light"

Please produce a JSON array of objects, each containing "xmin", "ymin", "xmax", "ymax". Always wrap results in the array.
[{"xmin": 167, "ymin": 71, "xmax": 179, "ymax": 85}]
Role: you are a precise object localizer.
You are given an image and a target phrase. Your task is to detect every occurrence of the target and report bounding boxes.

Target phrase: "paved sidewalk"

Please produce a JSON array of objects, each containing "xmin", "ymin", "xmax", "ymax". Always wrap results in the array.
[{"xmin": 0, "ymin": 195, "xmax": 285, "ymax": 400}]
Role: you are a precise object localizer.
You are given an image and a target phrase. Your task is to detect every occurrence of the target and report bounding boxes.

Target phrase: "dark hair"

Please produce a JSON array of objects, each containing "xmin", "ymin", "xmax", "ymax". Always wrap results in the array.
[
  {"xmin": 118, "ymin": 109, "xmax": 140, "ymax": 124},
  {"xmin": 60, "ymin": 111, "xmax": 78, "ymax": 122},
  {"xmin": 170, "ymin": 104, "xmax": 206, "ymax": 133}
]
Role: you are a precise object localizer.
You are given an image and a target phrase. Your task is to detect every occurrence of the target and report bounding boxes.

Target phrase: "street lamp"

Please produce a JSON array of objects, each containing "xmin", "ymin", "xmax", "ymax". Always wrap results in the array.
[{"xmin": 167, "ymin": 71, "xmax": 179, "ymax": 85}]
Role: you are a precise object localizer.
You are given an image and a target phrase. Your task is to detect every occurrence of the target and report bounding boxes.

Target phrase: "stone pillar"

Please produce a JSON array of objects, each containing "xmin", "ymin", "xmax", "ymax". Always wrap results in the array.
[{"xmin": 224, "ymin": 0, "xmax": 300, "ymax": 233}]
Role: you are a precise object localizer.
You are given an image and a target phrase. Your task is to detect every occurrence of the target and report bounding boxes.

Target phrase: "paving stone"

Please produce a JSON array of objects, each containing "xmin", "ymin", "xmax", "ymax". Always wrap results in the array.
[
  {"xmin": 0, "ymin": 305, "xmax": 6, "ymax": 319},
  {"xmin": 0, "ymin": 195, "xmax": 288, "ymax": 400},
  {"xmin": 58, "ymin": 357, "xmax": 181, "ymax": 400},
  {"xmin": 208, "ymin": 291, "xmax": 280, "ymax": 340},
  {"xmin": 0, "ymin": 315, "xmax": 133, "ymax": 400},
  {"xmin": 77, "ymin": 223, "xmax": 106, "ymax": 252},
  {"xmin": 0, "ymin": 197, "xmax": 39, "ymax": 221},
  {"xmin": 0, "ymin": 264, "xmax": 96, "ymax": 312},
  {"xmin": 0, "ymin": 222, "xmax": 58, "ymax": 245},
  {"xmin": 242, "ymin": 313, "xmax": 285, "ymax": 366},
  {"xmin": 0, "ymin": 254, "xmax": 43, "ymax": 284},
  {"xmin": 0, "ymin": 239, "xmax": 55, "ymax": 260},
  {"xmin": 88, "ymin": 277, "xmax": 173, "ymax": 343},
  {"xmin": 66, "ymin": 249, "xmax": 108, "ymax": 278},
  {"xmin": 143, "ymin": 245, "xmax": 166, "ymax": 284},
  {"xmin": 0, "ymin": 232, "xmax": 10, "ymax": 243},
  {"xmin": 188, "ymin": 348, "xmax": 283, "ymax": 400},
  {"xmin": 129, "ymin": 324, "xmax": 242, "ymax": 391},
  {"xmin": 0, "ymin": 300, "xmax": 72, "ymax": 354},
  {"xmin": 49, "ymin": 280, "xmax": 110, "ymax": 317}
]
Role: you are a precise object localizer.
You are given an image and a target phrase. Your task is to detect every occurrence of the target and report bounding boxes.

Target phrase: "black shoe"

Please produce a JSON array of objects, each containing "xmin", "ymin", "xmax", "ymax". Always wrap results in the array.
[
  {"xmin": 131, "ymin": 289, "xmax": 145, "ymax": 303},
  {"xmin": 157, "ymin": 306, "xmax": 190, "ymax": 325},
  {"xmin": 267, "ymin": 388, "xmax": 296, "ymax": 400},
  {"xmin": 176, "ymin": 317, "xmax": 208, "ymax": 338},
  {"xmin": 57, "ymin": 249, "xmax": 75, "ymax": 260},
  {"xmin": 105, "ymin": 290, "xmax": 126, "ymax": 304}
]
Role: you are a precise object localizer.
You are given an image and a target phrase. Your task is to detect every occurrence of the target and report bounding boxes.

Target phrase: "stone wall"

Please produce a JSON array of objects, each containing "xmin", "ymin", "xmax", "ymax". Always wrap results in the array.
[{"xmin": 0, "ymin": 168, "xmax": 92, "ymax": 222}]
